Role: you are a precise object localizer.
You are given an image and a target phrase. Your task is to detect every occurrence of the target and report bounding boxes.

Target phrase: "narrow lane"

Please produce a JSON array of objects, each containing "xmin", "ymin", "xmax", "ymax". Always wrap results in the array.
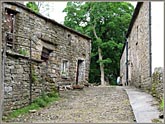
[{"xmin": 8, "ymin": 86, "xmax": 135, "ymax": 123}]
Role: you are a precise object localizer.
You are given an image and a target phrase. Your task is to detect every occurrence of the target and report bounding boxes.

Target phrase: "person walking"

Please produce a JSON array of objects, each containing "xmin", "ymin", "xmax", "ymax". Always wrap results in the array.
[{"xmin": 117, "ymin": 76, "xmax": 120, "ymax": 85}]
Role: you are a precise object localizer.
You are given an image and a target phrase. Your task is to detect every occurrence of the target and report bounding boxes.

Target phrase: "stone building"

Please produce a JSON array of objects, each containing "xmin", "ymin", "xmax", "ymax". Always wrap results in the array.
[
  {"xmin": 120, "ymin": 2, "xmax": 152, "ymax": 89},
  {"xmin": 1, "ymin": 2, "xmax": 91, "ymax": 115}
]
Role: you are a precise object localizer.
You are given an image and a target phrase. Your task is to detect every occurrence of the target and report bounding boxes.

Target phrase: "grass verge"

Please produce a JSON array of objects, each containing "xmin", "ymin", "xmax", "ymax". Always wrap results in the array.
[
  {"xmin": 160, "ymin": 98, "xmax": 164, "ymax": 111},
  {"xmin": 3, "ymin": 91, "xmax": 59, "ymax": 121}
]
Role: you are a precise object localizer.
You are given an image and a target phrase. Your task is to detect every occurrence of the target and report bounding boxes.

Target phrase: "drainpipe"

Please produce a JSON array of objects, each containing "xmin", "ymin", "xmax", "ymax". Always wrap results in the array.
[
  {"xmin": 29, "ymin": 37, "xmax": 32, "ymax": 104},
  {"xmin": 149, "ymin": 2, "xmax": 152, "ymax": 77},
  {"xmin": 0, "ymin": 2, "xmax": 3, "ymax": 123},
  {"xmin": 126, "ymin": 40, "xmax": 128, "ymax": 85}
]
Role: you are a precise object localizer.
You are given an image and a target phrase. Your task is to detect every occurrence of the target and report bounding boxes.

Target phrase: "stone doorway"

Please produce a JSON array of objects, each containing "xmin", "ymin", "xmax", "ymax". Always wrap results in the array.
[{"xmin": 76, "ymin": 60, "xmax": 85, "ymax": 84}]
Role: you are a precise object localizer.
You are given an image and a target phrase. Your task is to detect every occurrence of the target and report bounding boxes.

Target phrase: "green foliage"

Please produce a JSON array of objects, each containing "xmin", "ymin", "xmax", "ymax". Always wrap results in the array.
[
  {"xmin": 152, "ymin": 118, "xmax": 162, "ymax": 123},
  {"xmin": 4, "ymin": 103, "xmax": 40, "ymax": 119},
  {"xmin": 160, "ymin": 98, "xmax": 164, "ymax": 111},
  {"xmin": 33, "ymin": 91, "xmax": 59, "ymax": 107},
  {"xmin": 110, "ymin": 80, "xmax": 117, "ymax": 85},
  {"xmin": 26, "ymin": 2, "xmax": 39, "ymax": 13},
  {"xmin": 33, "ymin": 98, "xmax": 47, "ymax": 107},
  {"xmin": 47, "ymin": 91, "xmax": 59, "ymax": 98},
  {"xmin": 151, "ymin": 72, "xmax": 162, "ymax": 97},
  {"xmin": 97, "ymin": 58, "xmax": 112, "ymax": 64},
  {"xmin": 63, "ymin": 2, "xmax": 134, "ymax": 83},
  {"xmin": 19, "ymin": 48, "xmax": 28, "ymax": 56},
  {"xmin": 96, "ymin": 38, "xmax": 102, "ymax": 47},
  {"xmin": 32, "ymin": 69, "xmax": 38, "ymax": 83},
  {"xmin": 4, "ymin": 91, "xmax": 59, "ymax": 120}
]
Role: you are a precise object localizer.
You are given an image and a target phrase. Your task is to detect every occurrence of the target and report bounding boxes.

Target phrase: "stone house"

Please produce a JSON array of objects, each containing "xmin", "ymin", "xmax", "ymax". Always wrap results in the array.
[
  {"xmin": 120, "ymin": 2, "xmax": 164, "ymax": 100},
  {"xmin": 120, "ymin": 2, "xmax": 152, "ymax": 89},
  {"xmin": 1, "ymin": 2, "xmax": 91, "ymax": 115}
]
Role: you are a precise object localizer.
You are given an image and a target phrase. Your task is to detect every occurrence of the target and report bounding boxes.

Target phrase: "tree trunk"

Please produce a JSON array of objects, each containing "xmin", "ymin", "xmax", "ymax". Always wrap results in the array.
[
  {"xmin": 98, "ymin": 47, "xmax": 105, "ymax": 85},
  {"xmin": 93, "ymin": 24, "xmax": 105, "ymax": 86}
]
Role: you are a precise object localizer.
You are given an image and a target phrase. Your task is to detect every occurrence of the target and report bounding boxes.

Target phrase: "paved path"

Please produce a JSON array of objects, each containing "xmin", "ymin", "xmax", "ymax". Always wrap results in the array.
[
  {"xmin": 7, "ymin": 86, "xmax": 135, "ymax": 123},
  {"xmin": 125, "ymin": 87, "xmax": 163, "ymax": 123}
]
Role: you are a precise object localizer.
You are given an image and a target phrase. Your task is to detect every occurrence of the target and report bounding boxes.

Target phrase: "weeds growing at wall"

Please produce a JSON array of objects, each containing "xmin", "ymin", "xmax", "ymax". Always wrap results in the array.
[
  {"xmin": 19, "ymin": 48, "xmax": 28, "ymax": 56},
  {"xmin": 3, "ymin": 91, "xmax": 59, "ymax": 121},
  {"xmin": 160, "ymin": 98, "xmax": 164, "ymax": 111},
  {"xmin": 32, "ymin": 69, "xmax": 38, "ymax": 83}
]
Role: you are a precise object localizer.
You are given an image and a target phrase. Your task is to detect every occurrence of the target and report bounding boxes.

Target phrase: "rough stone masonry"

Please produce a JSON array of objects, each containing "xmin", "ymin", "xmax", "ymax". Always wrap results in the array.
[
  {"xmin": 1, "ymin": 2, "xmax": 91, "ymax": 115},
  {"xmin": 120, "ymin": 2, "xmax": 163, "ymax": 103},
  {"xmin": 120, "ymin": 2, "xmax": 151, "ymax": 89}
]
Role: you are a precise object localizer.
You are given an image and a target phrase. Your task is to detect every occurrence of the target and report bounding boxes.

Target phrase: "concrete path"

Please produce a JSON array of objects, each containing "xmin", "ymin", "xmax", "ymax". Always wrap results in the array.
[{"xmin": 124, "ymin": 86, "xmax": 163, "ymax": 123}]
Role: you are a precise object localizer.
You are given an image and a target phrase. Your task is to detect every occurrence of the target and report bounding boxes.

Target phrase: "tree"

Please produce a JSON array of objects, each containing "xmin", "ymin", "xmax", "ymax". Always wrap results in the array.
[
  {"xmin": 26, "ymin": 2, "xmax": 52, "ymax": 17},
  {"xmin": 63, "ymin": 2, "xmax": 134, "ymax": 85},
  {"xmin": 26, "ymin": 2, "xmax": 39, "ymax": 13}
]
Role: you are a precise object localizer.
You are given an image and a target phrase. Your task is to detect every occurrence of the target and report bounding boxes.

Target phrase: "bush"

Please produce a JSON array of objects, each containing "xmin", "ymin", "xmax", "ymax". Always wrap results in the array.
[
  {"xmin": 33, "ymin": 91, "xmax": 59, "ymax": 107},
  {"xmin": 47, "ymin": 91, "xmax": 58, "ymax": 98},
  {"xmin": 42, "ymin": 94, "xmax": 50, "ymax": 103},
  {"xmin": 34, "ymin": 98, "xmax": 47, "ymax": 107}
]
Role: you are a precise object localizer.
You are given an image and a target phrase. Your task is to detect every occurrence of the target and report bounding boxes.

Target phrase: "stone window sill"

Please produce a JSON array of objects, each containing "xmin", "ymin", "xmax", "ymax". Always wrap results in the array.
[{"xmin": 61, "ymin": 74, "xmax": 68, "ymax": 79}]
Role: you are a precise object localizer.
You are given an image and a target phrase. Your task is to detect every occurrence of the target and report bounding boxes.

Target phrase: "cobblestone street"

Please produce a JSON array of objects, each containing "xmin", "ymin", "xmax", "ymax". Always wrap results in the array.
[{"xmin": 8, "ymin": 86, "xmax": 136, "ymax": 123}]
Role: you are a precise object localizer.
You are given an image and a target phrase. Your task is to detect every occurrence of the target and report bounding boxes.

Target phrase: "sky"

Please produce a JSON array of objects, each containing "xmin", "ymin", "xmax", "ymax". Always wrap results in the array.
[
  {"xmin": 29, "ymin": 1, "xmax": 163, "ymax": 73},
  {"xmin": 151, "ymin": 2, "xmax": 164, "ymax": 72},
  {"xmin": 47, "ymin": 2, "xmax": 67, "ymax": 24},
  {"xmin": 37, "ymin": 1, "xmax": 137, "ymax": 24}
]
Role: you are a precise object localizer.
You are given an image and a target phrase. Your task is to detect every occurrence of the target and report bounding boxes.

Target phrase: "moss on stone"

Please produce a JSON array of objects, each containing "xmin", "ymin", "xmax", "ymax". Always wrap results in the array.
[
  {"xmin": 151, "ymin": 72, "xmax": 160, "ymax": 98},
  {"xmin": 151, "ymin": 71, "xmax": 164, "ymax": 112},
  {"xmin": 152, "ymin": 118, "xmax": 162, "ymax": 123}
]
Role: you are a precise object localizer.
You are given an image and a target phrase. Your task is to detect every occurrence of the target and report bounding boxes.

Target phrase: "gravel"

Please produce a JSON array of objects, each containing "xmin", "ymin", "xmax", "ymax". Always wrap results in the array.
[{"xmin": 6, "ymin": 86, "xmax": 136, "ymax": 123}]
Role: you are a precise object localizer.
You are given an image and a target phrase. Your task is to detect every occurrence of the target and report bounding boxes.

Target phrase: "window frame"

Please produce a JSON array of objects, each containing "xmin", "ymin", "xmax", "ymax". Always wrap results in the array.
[
  {"xmin": 41, "ymin": 47, "xmax": 53, "ymax": 61},
  {"xmin": 5, "ymin": 8, "xmax": 18, "ymax": 49},
  {"xmin": 61, "ymin": 60, "xmax": 69, "ymax": 78}
]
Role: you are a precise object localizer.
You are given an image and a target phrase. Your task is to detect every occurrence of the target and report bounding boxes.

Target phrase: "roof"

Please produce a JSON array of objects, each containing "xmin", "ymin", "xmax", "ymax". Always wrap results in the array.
[
  {"xmin": 120, "ymin": 2, "xmax": 143, "ymax": 59},
  {"xmin": 3, "ymin": 2, "xmax": 91, "ymax": 40},
  {"xmin": 120, "ymin": 41, "xmax": 126, "ymax": 59},
  {"xmin": 126, "ymin": 2, "xmax": 143, "ymax": 38}
]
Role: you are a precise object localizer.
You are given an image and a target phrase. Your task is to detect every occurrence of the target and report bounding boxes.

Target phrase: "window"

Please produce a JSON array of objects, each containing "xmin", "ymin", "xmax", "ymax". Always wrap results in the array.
[
  {"xmin": 61, "ymin": 60, "xmax": 69, "ymax": 78},
  {"xmin": 41, "ymin": 47, "xmax": 53, "ymax": 61},
  {"xmin": 136, "ymin": 26, "xmax": 138, "ymax": 46},
  {"xmin": 5, "ymin": 9, "xmax": 17, "ymax": 47},
  {"xmin": 68, "ymin": 34, "xmax": 71, "ymax": 45}
]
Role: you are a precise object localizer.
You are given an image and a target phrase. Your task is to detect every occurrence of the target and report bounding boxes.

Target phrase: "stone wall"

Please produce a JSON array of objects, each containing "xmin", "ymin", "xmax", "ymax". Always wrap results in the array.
[
  {"xmin": 120, "ymin": 46, "xmax": 126, "ymax": 86},
  {"xmin": 4, "ymin": 56, "xmax": 30, "ymax": 114},
  {"xmin": 3, "ymin": 54, "xmax": 44, "ymax": 115},
  {"xmin": 151, "ymin": 67, "xmax": 164, "ymax": 101},
  {"xmin": 120, "ymin": 2, "xmax": 163, "ymax": 107},
  {"xmin": 120, "ymin": 2, "xmax": 151, "ymax": 89},
  {"xmin": 2, "ymin": 2, "xmax": 91, "ymax": 115}
]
